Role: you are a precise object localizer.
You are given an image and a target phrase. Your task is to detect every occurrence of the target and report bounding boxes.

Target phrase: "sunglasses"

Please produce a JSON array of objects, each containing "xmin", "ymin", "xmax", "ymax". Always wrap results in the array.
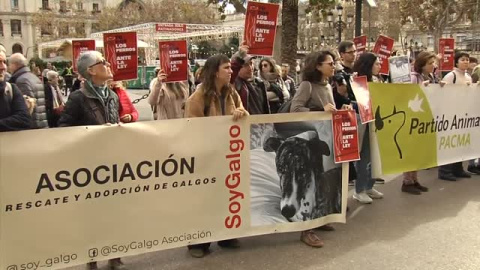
[
  {"xmin": 322, "ymin": 62, "xmax": 335, "ymax": 67},
  {"xmin": 262, "ymin": 63, "xmax": 270, "ymax": 68},
  {"xmin": 89, "ymin": 59, "xmax": 108, "ymax": 68}
]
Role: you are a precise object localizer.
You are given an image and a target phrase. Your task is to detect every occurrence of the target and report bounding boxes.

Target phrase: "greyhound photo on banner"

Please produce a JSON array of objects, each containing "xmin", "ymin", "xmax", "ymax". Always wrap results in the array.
[
  {"xmin": 0, "ymin": 113, "xmax": 347, "ymax": 270},
  {"xmin": 250, "ymin": 117, "xmax": 344, "ymax": 227}
]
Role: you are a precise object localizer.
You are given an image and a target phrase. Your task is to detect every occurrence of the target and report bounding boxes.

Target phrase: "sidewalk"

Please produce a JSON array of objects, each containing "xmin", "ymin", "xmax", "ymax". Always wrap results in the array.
[{"xmin": 67, "ymin": 170, "xmax": 480, "ymax": 270}]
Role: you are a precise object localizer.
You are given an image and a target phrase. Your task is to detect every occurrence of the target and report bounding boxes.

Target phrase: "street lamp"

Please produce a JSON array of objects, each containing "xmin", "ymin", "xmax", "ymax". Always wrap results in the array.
[{"xmin": 327, "ymin": 4, "xmax": 353, "ymax": 43}]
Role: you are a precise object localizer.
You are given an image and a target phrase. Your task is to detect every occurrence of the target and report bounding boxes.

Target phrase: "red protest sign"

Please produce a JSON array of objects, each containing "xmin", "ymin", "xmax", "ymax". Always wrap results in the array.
[
  {"xmin": 373, "ymin": 35, "xmax": 395, "ymax": 75},
  {"xmin": 354, "ymin": 35, "xmax": 367, "ymax": 55},
  {"xmin": 156, "ymin": 23, "xmax": 187, "ymax": 33},
  {"xmin": 72, "ymin": 40, "xmax": 96, "ymax": 72},
  {"xmin": 332, "ymin": 110, "xmax": 360, "ymax": 163},
  {"xmin": 159, "ymin": 40, "xmax": 188, "ymax": 83},
  {"xmin": 244, "ymin": 2, "xmax": 280, "ymax": 56},
  {"xmin": 103, "ymin": 31, "xmax": 138, "ymax": 81},
  {"xmin": 351, "ymin": 76, "xmax": 374, "ymax": 124},
  {"xmin": 439, "ymin": 38, "xmax": 455, "ymax": 71}
]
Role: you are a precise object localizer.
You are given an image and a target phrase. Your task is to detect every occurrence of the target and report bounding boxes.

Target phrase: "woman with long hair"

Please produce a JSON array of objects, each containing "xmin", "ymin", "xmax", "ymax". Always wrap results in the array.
[
  {"xmin": 184, "ymin": 54, "xmax": 248, "ymax": 258},
  {"xmin": 148, "ymin": 68, "xmax": 189, "ymax": 120},
  {"xmin": 351, "ymin": 52, "xmax": 384, "ymax": 204},
  {"xmin": 288, "ymin": 51, "xmax": 350, "ymax": 248},
  {"xmin": 353, "ymin": 52, "xmax": 383, "ymax": 83},
  {"xmin": 401, "ymin": 51, "xmax": 439, "ymax": 194},
  {"xmin": 290, "ymin": 50, "xmax": 340, "ymax": 113},
  {"xmin": 258, "ymin": 57, "xmax": 290, "ymax": 113}
]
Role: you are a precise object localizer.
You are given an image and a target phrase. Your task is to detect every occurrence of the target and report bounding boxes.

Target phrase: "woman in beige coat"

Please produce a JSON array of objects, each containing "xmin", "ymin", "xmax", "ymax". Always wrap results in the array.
[
  {"xmin": 184, "ymin": 54, "xmax": 248, "ymax": 258},
  {"xmin": 148, "ymin": 68, "xmax": 189, "ymax": 120}
]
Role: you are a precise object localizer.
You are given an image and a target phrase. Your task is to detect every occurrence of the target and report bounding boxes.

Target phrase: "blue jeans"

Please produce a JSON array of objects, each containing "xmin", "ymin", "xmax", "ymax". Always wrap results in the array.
[{"xmin": 355, "ymin": 125, "xmax": 375, "ymax": 193}]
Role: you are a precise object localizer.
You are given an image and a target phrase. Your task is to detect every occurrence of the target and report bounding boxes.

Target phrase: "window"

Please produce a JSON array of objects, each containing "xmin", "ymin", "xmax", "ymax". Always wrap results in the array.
[
  {"xmin": 75, "ymin": 23, "xmax": 85, "ymax": 35},
  {"xmin": 11, "ymin": 0, "xmax": 19, "ymax": 9},
  {"xmin": 77, "ymin": 1, "xmax": 83, "ymax": 11},
  {"xmin": 0, "ymin": 21, "xmax": 3, "ymax": 36},
  {"xmin": 60, "ymin": 0, "xmax": 67, "ymax": 12},
  {"xmin": 59, "ymin": 25, "xmax": 69, "ymax": 36},
  {"xmin": 457, "ymin": 35, "xmax": 466, "ymax": 43},
  {"xmin": 42, "ymin": 0, "xmax": 49, "ymax": 10},
  {"xmin": 12, "ymin": 44, "xmax": 23, "ymax": 54},
  {"xmin": 427, "ymin": 37, "xmax": 434, "ymax": 47},
  {"xmin": 93, "ymin": 3, "xmax": 99, "ymax": 11},
  {"xmin": 41, "ymin": 25, "xmax": 52, "ymax": 36},
  {"xmin": 91, "ymin": 23, "xmax": 100, "ymax": 32},
  {"xmin": 10, "ymin": 19, "xmax": 21, "ymax": 35}
]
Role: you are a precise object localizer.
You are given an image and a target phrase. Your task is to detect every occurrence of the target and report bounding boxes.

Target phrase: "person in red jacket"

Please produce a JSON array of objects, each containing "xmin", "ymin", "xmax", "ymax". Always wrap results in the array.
[{"xmin": 108, "ymin": 80, "xmax": 138, "ymax": 123}]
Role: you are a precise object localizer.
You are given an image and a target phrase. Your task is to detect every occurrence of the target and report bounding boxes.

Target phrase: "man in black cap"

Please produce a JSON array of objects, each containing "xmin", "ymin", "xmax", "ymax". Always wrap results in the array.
[{"xmin": 230, "ymin": 45, "xmax": 270, "ymax": 115}]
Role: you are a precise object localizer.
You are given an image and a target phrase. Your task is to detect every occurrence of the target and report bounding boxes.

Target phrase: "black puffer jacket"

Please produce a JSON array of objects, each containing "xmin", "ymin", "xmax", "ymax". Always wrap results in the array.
[
  {"xmin": 0, "ymin": 81, "xmax": 31, "ymax": 131},
  {"xmin": 9, "ymin": 66, "xmax": 48, "ymax": 128},
  {"xmin": 58, "ymin": 82, "xmax": 119, "ymax": 127}
]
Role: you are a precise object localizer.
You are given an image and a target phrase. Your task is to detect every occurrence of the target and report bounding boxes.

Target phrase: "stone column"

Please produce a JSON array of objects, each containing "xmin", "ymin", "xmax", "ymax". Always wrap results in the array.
[{"xmin": 3, "ymin": 19, "xmax": 12, "ymax": 55}]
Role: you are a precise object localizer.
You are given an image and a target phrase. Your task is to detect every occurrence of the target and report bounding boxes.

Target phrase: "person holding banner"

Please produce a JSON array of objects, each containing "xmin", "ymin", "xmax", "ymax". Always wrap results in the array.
[
  {"xmin": 439, "ymin": 52, "xmax": 476, "ymax": 179},
  {"xmin": 290, "ymin": 51, "xmax": 339, "ymax": 114},
  {"xmin": 57, "ymin": 52, "xmax": 123, "ymax": 269},
  {"xmin": 148, "ymin": 68, "xmax": 189, "ymax": 120},
  {"xmin": 402, "ymin": 51, "xmax": 441, "ymax": 194},
  {"xmin": 351, "ymin": 52, "xmax": 384, "ymax": 204},
  {"xmin": 184, "ymin": 54, "xmax": 248, "ymax": 258},
  {"xmin": 258, "ymin": 58, "xmax": 290, "ymax": 113},
  {"xmin": 108, "ymin": 80, "xmax": 138, "ymax": 123},
  {"xmin": 289, "ymin": 51, "xmax": 347, "ymax": 248},
  {"xmin": 58, "ymin": 51, "xmax": 120, "ymax": 128}
]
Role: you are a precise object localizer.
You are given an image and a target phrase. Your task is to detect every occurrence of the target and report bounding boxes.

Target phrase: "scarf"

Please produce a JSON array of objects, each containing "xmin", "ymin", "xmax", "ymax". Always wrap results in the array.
[{"xmin": 86, "ymin": 80, "xmax": 109, "ymax": 105}]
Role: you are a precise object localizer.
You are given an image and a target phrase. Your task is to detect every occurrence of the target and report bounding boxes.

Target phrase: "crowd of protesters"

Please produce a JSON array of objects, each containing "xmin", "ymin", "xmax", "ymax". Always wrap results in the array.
[{"xmin": 1, "ymin": 39, "xmax": 479, "ymax": 269}]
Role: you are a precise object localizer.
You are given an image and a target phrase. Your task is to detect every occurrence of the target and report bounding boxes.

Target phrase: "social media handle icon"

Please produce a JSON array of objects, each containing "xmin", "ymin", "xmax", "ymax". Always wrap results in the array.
[
  {"xmin": 88, "ymin": 248, "xmax": 99, "ymax": 258},
  {"xmin": 7, "ymin": 265, "xmax": 18, "ymax": 270}
]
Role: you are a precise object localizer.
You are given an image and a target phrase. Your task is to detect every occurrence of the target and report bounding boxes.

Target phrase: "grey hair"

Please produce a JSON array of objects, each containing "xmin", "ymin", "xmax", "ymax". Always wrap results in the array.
[
  {"xmin": 10, "ymin": 53, "xmax": 27, "ymax": 67},
  {"xmin": 77, "ymin": 50, "xmax": 101, "ymax": 80},
  {"xmin": 47, "ymin": 70, "xmax": 59, "ymax": 80}
]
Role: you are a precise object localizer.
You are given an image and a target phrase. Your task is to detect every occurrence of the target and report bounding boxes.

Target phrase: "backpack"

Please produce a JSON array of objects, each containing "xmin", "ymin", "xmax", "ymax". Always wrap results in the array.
[{"xmin": 4, "ymin": 82, "xmax": 36, "ymax": 115}]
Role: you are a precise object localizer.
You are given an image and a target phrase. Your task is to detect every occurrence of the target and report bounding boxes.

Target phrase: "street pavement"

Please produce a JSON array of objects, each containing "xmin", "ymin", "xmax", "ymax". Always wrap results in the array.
[{"xmin": 67, "ymin": 90, "xmax": 480, "ymax": 270}]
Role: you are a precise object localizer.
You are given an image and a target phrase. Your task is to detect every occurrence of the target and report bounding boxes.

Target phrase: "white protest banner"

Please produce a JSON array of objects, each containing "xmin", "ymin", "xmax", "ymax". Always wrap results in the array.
[{"xmin": 0, "ymin": 113, "xmax": 347, "ymax": 270}]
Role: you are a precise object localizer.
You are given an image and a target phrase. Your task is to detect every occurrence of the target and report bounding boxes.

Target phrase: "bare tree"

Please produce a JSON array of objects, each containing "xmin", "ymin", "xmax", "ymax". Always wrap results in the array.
[{"xmin": 399, "ymin": 0, "xmax": 477, "ymax": 52}]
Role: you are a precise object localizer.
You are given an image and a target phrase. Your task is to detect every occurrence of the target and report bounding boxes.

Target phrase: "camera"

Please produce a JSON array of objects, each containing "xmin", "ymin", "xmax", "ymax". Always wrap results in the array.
[{"xmin": 332, "ymin": 72, "xmax": 347, "ymax": 86}]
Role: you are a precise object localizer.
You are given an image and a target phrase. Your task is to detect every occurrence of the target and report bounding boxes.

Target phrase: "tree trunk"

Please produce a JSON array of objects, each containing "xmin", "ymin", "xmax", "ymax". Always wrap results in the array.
[
  {"xmin": 281, "ymin": 0, "xmax": 299, "ymax": 78},
  {"xmin": 231, "ymin": 0, "xmax": 247, "ymax": 14},
  {"xmin": 433, "ymin": 29, "xmax": 442, "ymax": 53}
]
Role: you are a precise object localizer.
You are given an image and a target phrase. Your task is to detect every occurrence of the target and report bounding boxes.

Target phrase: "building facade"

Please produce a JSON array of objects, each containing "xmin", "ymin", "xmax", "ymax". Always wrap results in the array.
[{"xmin": 0, "ymin": 0, "xmax": 123, "ymax": 58}]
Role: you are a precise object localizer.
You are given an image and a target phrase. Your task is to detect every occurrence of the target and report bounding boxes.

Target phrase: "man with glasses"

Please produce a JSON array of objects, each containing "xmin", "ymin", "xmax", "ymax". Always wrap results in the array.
[
  {"xmin": 334, "ymin": 41, "xmax": 357, "ymax": 110},
  {"xmin": 58, "ymin": 51, "xmax": 120, "ymax": 128},
  {"xmin": 58, "ymin": 52, "xmax": 122, "ymax": 269}
]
